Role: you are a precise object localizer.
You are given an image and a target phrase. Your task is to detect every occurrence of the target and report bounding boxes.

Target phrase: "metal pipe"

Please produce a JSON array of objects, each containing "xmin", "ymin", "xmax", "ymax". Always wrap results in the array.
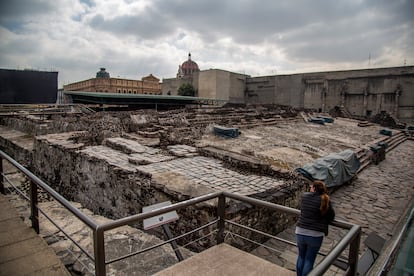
[
  {"xmin": 347, "ymin": 226, "xmax": 361, "ymax": 275},
  {"xmin": 0, "ymin": 156, "xmax": 4, "ymax": 194},
  {"xmin": 106, "ymin": 219, "xmax": 219, "ymax": 265},
  {"xmin": 223, "ymin": 191, "xmax": 300, "ymax": 216},
  {"xmin": 93, "ymin": 228, "xmax": 106, "ymax": 276},
  {"xmin": 99, "ymin": 192, "xmax": 222, "ymax": 231},
  {"xmin": 226, "ymin": 220, "xmax": 297, "ymax": 247},
  {"xmin": 30, "ymin": 180, "xmax": 39, "ymax": 234},
  {"xmin": 308, "ymin": 224, "xmax": 361, "ymax": 276},
  {"xmin": 0, "ymin": 150, "xmax": 363, "ymax": 275},
  {"xmin": 216, "ymin": 193, "xmax": 225, "ymax": 244}
]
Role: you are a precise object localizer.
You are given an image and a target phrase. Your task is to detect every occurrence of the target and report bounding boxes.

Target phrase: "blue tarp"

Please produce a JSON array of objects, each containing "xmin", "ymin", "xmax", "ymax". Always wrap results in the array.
[
  {"xmin": 379, "ymin": 129, "xmax": 392, "ymax": 136},
  {"xmin": 213, "ymin": 125, "xmax": 239, "ymax": 138},
  {"xmin": 308, "ymin": 117, "xmax": 325, "ymax": 125},
  {"xmin": 296, "ymin": 149, "xmax": 360, "ymax": 188},
  {"xmin": 317, "ymin": 116, "xmax": 335, "ymax": 123}
]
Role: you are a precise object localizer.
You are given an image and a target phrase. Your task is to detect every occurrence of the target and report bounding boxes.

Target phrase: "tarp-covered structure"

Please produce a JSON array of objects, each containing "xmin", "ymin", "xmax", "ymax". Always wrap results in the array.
[
  {"xmin": 213, "ymin": 125, "xmax": 240, "ymax": 138},
  {"xmin": 296, "ymin": 149, "xmax": 360, "ymax": 188}
]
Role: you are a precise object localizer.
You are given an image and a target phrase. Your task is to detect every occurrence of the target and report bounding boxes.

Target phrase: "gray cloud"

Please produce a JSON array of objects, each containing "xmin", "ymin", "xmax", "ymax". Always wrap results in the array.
[
  {"xmin": 0, "ymin": 0, "xmax": 412, "ymax": 87},
  {"xmin": 0, "ymin": 0, "xmax": 54, "ymax": 19},
  {"xmin": 0, "ymin": 0, "xmax": 55, "ymax": 31},
  {"xmin": 89, "ymin": 12, "xmax": 175, "ymax": 40}
]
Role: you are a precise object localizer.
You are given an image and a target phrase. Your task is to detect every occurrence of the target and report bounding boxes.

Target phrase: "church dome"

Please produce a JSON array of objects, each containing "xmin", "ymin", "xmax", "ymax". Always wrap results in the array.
[{"xmin": 177, "ymin": 53, "xmax": 200, "ymax": 78}]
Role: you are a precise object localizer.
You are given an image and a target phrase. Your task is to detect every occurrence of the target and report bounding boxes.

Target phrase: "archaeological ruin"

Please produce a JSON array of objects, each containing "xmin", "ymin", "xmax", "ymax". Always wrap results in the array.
[{"xmin": 1, "ymin": 101, "xmax": 413, "ymax": 274}]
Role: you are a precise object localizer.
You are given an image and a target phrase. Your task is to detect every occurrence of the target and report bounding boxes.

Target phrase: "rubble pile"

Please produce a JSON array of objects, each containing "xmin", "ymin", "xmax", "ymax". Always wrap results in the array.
[
  {"xmin": 369, "ymin": 111, "xmax": 406, "ymax": 129},
  {"xmin": 329, "ymin": 106, "xmax": 352, "ymax": 118}
]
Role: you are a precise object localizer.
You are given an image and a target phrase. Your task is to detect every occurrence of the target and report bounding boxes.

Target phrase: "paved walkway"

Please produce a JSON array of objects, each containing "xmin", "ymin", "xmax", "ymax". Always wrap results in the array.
[
  {"xmin": 0, "ymin": 194, "xmax": 70, "ymax": 276},
  {"xmin": 251, "ymin": 139, "xmax": 414, "ymax": 274}
]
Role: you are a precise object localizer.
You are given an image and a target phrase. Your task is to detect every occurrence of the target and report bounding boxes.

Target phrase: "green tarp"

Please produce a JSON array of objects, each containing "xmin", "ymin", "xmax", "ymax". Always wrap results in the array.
[{"xmin": 296, "ymin": 149, "xmax": 360, "ymax": 188}]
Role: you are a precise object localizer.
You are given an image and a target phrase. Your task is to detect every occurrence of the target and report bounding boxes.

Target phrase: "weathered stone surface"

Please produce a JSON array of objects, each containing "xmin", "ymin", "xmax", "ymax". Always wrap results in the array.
[
  {"xmin": 152, "ymin": 172, "xmax": 216, "ymax": 203},
  {"xmin": 2, "ymin": 107, "xmax": 409, "ymax": 275},
  {"xmin": 251, "ymin": 140, "xmax": 414, "ymax": 274}
]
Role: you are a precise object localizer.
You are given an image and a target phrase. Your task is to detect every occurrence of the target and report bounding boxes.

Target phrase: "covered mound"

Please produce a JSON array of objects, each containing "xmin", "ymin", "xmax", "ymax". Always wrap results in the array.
[{"xmin": 296, "ymin": 149, "xmax": 360, "ymax": 188}]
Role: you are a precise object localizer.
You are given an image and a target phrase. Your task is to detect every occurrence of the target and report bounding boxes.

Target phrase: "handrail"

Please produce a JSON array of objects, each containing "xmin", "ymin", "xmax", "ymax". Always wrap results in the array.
[
  {"xmin": 0, "ymin": 149, "xmax": 361, "ymax": 275},
  {"xmin": 223, "ymin": 191, "xmax": 360, "ymax": 275},
  {"xmin": 226, "ymin": 220, "xmax": 298, "ymax": 247},
  {"xmin": 309, "ymin": 224, "xmax": 361, "ymax": 276},
  {"xmin": 0, "ymin": 150, "xmax": 98, "ymax": 230},
  {"xmin": 106, "ymin": 219, "xmax": 219, "ymax": 265},
  {"xmin": 98, "ymin": 191, "xmax": 221, "ymax": 232},
  {"xmin": 224, "ymin": 191, "xmax": 301, "ymax": 215}
]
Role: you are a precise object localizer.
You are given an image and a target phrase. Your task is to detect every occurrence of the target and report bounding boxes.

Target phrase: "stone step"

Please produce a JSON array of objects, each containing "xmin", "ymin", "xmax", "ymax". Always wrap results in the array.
[{"xmin": 386, "ymin": 136, "xmax": 407, "ymax": 152}]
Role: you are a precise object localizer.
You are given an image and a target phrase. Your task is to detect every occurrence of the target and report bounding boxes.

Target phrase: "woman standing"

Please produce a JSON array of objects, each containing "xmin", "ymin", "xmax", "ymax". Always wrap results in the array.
[{"xmin": 295, "ymin": 180, "xmax": 335, "ymax": 276}]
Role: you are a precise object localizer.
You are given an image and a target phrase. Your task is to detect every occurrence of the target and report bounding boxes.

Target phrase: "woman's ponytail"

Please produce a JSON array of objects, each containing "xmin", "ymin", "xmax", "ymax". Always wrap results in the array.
[{"xmin": 312, "ymin": 180, "xmax": 330, "ymax": 215}]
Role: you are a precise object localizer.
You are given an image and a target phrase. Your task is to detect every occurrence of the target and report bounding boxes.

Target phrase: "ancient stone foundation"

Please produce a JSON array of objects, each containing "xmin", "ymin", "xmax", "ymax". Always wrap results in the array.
[{"xmin": 0, "ymin": 106, "xmax": 310, "ymax": 252}]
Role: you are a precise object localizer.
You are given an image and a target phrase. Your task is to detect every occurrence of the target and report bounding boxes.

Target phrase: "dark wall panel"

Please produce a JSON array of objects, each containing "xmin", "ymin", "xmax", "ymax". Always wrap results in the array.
[{"xmin": 0, "ymin": 69, "xmax": 58, "ymax": 104}]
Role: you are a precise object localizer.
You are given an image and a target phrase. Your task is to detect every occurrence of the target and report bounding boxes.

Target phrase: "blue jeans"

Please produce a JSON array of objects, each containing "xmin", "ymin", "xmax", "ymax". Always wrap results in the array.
[{"xmin": 296, "ymin": 234, "xmax": 323, "ymax": 276}]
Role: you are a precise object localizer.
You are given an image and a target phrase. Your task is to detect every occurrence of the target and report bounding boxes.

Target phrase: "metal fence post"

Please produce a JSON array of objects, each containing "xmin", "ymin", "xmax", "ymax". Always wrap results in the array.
[
  {"xmin": 216, "ymin": 193, "xmax": 226, "ymax": 244},
  {"xmin": 347, "ymin": 226, "xmax": 361, "ymax": 276},
  {"xmin": 94, "ymin": 227, "xmax": 106, "ymax": 276},
  {"xmin": 30, "ymin": 180, "xmax": 39, "ymax": 233},
  {"xmin": 0, "ymin": 156, "xmax": 4, "ymax": 194}
]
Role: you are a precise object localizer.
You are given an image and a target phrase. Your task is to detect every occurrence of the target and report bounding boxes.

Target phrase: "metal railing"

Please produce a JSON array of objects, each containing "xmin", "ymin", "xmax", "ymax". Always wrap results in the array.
[{"xmin": 0, "ymin": 149, "xmax": 361, "ymax": 275}]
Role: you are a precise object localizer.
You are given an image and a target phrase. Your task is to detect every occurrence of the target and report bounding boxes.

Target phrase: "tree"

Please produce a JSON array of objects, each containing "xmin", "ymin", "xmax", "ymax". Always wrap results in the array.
[{"xmin": 177, "ymin": 83, "xmax": 196, "ymax": 96}]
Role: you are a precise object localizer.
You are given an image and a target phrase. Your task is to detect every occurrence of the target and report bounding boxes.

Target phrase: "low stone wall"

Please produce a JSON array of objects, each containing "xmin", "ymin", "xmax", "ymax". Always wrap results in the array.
[
  {"xmin": 32, "ymin": 132, "xmax": 158, "ymax": 219},
  {"xmin": 0, "ymin": 135, "xmax": 32, "ymax": 167},
  {"xmin": 0, "ymin": 108, "xmax": 310, "ymax": 253}
]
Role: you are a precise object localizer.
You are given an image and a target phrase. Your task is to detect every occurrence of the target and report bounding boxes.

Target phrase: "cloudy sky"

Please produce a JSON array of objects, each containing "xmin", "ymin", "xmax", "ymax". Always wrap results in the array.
[{"xmin": 0, "ymin": 0, "xmax": 413, "ymax": 88}]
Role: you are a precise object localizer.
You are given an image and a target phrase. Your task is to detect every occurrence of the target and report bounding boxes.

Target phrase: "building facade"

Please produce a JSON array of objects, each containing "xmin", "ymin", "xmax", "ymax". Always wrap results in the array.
[
  {"xmin": 162, "ymin": 65, "xmax": 414, "ymax": 123},
  {"xmin": 245, "ymin": 66, "xmax": 414, "ymax": 123},
  {"xmin": 63, "ymin": 68, "xmax": 161, "ymax": 95},
  {"xmin": 163, "ymin": 53, "xmax": 201, "ymax": 96}
]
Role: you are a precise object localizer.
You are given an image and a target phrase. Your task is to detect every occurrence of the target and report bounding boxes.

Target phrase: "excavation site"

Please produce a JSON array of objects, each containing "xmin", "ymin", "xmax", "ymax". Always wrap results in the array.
[{"xmin": 0, "ymin": 104, "xmax": 413, "ymax": 275}]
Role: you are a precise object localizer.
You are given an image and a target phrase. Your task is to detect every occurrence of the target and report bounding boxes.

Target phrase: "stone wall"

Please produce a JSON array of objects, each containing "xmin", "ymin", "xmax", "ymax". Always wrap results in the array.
[
  {"xmin": 29, "ymin": 131, "xmax": 305, "ymax": 251},
  {"xmin": 0, "ymin": 108, "xmax": 311, "ymax": 253}
]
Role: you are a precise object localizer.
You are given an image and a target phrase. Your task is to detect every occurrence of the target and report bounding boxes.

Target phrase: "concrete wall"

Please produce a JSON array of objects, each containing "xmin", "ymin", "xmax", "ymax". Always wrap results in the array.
[
  {"xmin": 245, "ymin": 66, "xmax": 414, "ymax": 121},
  {"xmin": 245, "ymin": 76, "xmax": 275, "ymax": 105},
  {"xmin": 163, "ymin": 69, "xmax": 247, "ymax": 103},
  {"xmin": 162, "ymin": 75, "xmax": 199, "ymax": 97},
  {"xmin": 227, "ymin": 71, "xmax": 247, "ymax": 104},
  {"xmin": 163, "ymin": 66, "xmax": 413, "ymax": 120},
  {"xmin": 0, "ymin": 69, "xmax": 58, "ymax": 104},
  {"xmin": 246, "ymin": 75, "xmax": 304, "ymax": 108},
  {"xmin": 198, "ymin": 70, "xmax": 217, "ymax": 99},
  {"xmin": 161, "ymin": 77, "xmax": 188, "ymax": 96}
]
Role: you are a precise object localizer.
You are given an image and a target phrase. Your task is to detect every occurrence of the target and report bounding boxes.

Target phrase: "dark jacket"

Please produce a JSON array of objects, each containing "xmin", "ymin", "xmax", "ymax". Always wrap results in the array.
[{"xmin": 297, "ymin": 192, "xmax": 335, "ymax": 236}]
